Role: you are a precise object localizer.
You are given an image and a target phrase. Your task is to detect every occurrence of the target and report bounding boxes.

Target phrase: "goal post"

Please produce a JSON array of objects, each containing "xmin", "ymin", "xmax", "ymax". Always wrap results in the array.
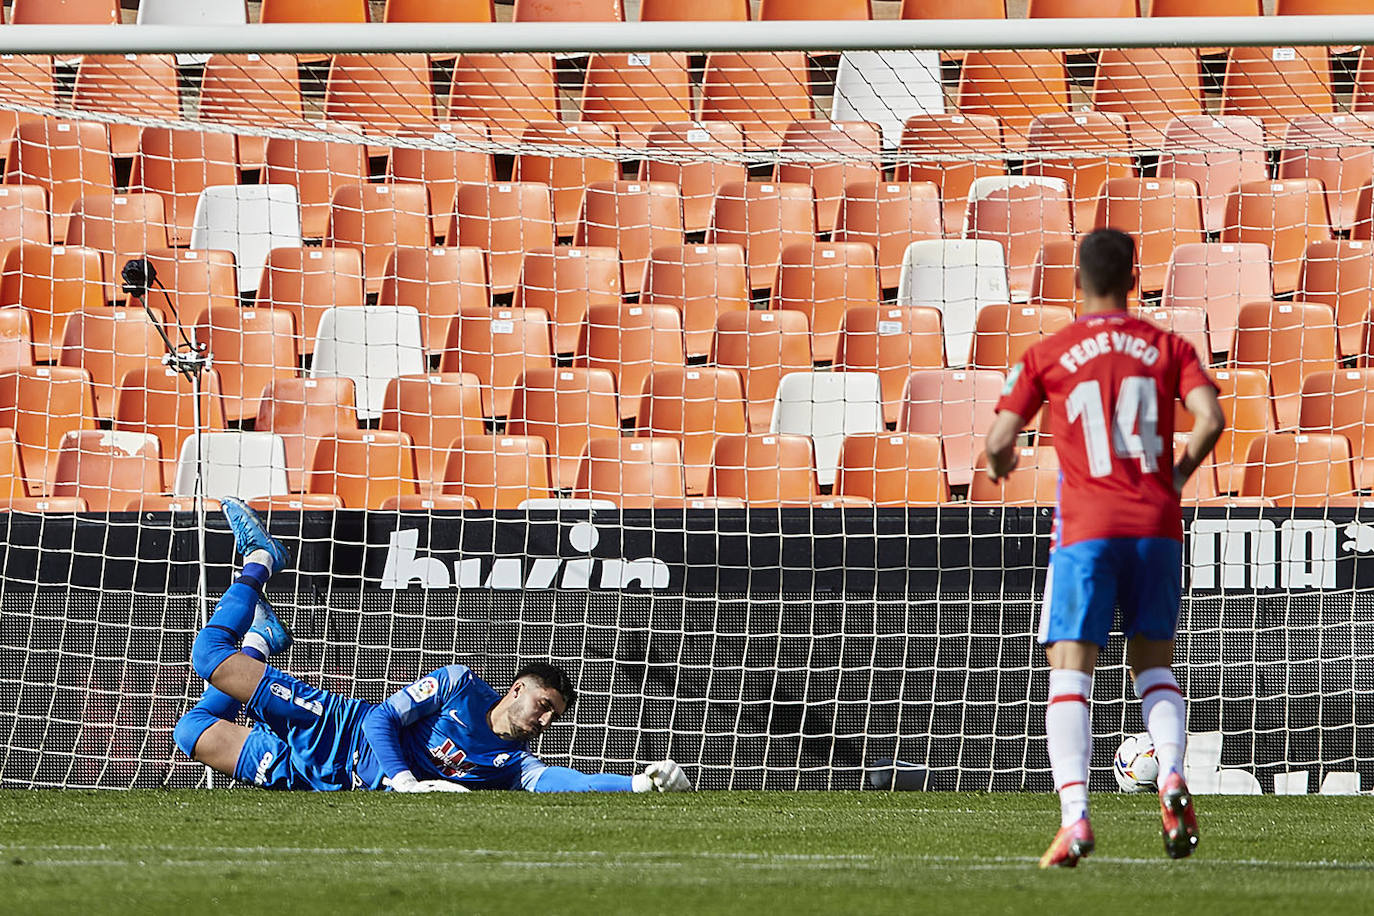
[{"xmin": 0, "ymin": 19, "xmax": 1372, "ymax": 794}]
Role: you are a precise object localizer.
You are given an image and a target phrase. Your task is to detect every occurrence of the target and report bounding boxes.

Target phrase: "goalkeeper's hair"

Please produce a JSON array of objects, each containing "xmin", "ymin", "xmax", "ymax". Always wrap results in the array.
[
  {"xmin": 516, "ymin": 661, "xmax": 577, "ymax": 710},
  {"xmin": 1077, "ymin": 227, "xmax": 1136, "ymax": 300}
]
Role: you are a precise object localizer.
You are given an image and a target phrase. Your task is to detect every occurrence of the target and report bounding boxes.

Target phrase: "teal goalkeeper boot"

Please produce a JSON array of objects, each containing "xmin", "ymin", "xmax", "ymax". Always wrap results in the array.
[
  {"xmin": 221, "ymin": 497, "xmax": 292, "ymax": 574},
  {"xmin": 249, "ymin": 598, "xmax": 293, "ymax": 657}
]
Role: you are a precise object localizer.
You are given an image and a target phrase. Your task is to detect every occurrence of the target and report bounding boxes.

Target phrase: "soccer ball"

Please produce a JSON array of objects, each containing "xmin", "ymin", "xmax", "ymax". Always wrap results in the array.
[{"xmin": 1112, "ymin": 733, "xmax": 1159, "ymax": 793}]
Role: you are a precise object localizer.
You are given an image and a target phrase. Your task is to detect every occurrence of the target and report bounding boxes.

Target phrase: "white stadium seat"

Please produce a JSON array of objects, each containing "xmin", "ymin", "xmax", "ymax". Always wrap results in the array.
[
  {"xmin": 896, "ymin": 239, "xmax": 1011, "ymax": 368},
  {"xmin": 189, "ymin": 184, "xmax": 303, "ymax": 294},
  {"xmin": 769, "ymin": 371, "xmax": 884, "ymax": 488},
  {"xmin": 310, "ymin": 306, "xmax": 426, "ymax": 421}
]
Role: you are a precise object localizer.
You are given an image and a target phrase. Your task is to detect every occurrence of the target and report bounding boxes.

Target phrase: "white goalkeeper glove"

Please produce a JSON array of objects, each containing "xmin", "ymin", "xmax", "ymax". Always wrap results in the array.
[
  {"xmin": 388, "ymin": 770, "xmax": 470, "ymax": 794},
  {"xmin": 632, "ymin": 760, "xmax": 691, "ymax": 793}
]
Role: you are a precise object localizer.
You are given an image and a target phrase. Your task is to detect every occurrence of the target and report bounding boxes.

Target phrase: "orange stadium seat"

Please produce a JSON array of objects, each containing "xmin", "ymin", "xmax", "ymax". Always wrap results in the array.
[
  {"xmin": 255, "ymin": 376, "xmax": 359, "ymax": 491},
  {"xmin": 708, "ymin": 433, "xmax": 815, "ymax": 506},
  {"xmin": 898, "ymin": 368, "xmax": 1004, "ymax": 488},
  {"xmin": 964, "ymin": 179, "xmax": 1074, "ymax": 297},
  {"xmin": 835, "ymin": 306, "xmax": 945, "ymax": 426},
  {"xmin": 712, "ymin": 310, "xmax": 812, "ymax": 431},
  {"xmin": 113, "ymin": 367, "xmax": 228, "ymax": 484},
  {"xmin": 379, "ymin": 373, "xmax": 486, "ymax": 494},
  {"xmin": 573, "ymin": 437, "xmax": 685, "ymax": 508},
  {"xmin": 638, "ymin": 122, "xmax": 748, "ymax": 235},
  {"xmin": 1298, "ymin": 240, "xmax": 1374, "ymax": 359},
  {"xmin": 698, "ymin": 52, "xmax": 813, "ymax": 150},
  {"xmin": 1093, "ymin": 178, "xmax": 1205, "ymax": 294},
  {"xmin": 1208, "ymin": 367, "xmax": 1275, "ymax": 493},
  {"xmin": 388, "ymin": 122, "xmax": 494, "ymax": 243},
  {"xmin": 1156, "ymin": 115, "xmax": 1268, "ymax": 235},
  {"xmin": 707, "ymin": 181, "xmax": 815, "ymax": 293},
  {"xmin": 968, "ymin": 304, "xmax": 1075, "ymax": 372},
  {"xmin": 0, "ymin": 244, "xmax": 103, "ymax": 363},
  {"xmin": 0, "ymin": 56, "xmax": 55, "ymax": 164},
  {"xmin": 1276, "ymin": 114, "xmax": 1374, "ymax": 235},
  {"xmin": 581, "ymin": 53, "xmax": 693, "ymax": 146},
  {"xmin": 968, "ymin": 446, "xmax": 1060, "ymax": 505},
  {"xmin": 575, "ymin": 304, "xmax": 686, "ymax": 421},
  {"xmin": 637, "ymin": 366, "xmax": 748, "ymax": 495},
  {"xmin": 771, "ymin": 242, "xmax": 880, "ymax": 364},
  {"xmin": 1222, "ymin": 179, "xmax": 1332, "ymax": 296},
  {"xmin": 324, "ymin": 54, "xmax": 436, "ymax": 136},
  {"xmin": 1091, "ymin": 49, "xmax": 1204, "ymax": 151},
  {"xmin": 1239, "ymin": 432, "xmax": 1356, "ymax": 506},
  {"xmin": 259, "ymin": 0, "xmax": 369, "ymax": 21},
  {"xmin": 640, "ymin": 244, "xmax": 750, "ymax": 360},
  {"xmin": 0, "ymin": 309, "xmax": 33, "ymax": 373},
  {"xmin": 442, "ymin": 435, "xmax": 551, "ymax": 509},
  {"xmin": 513, "ymin": 0, "xmax": 623, "ymax": 19},
  {"xmin": 1131, "ymin": 305, "xmax": 1213, "ymax": 367},
  {"xmin": 0, "ymin": 428, "xmax": 27, "ymax": 500},
  {"xmin": 0, "ymin": 366, "xmax": 98, "ymax": 495},
  {"xmin": 57, "ymin": 306, "xmax": 167, "ymax": 418},
  {"xmin": 1162, "ymin": 242, "xmax": 1272, "ymax": 358},
  {"xmin": 894, "ymin": 114, "xmax": 1003, "ymax": 237},
  {"xmin": 514, "ymin": 246, "xmax": 622, "ymax": 356},
  {"xmin": 1278, "ymin": 0, "xmax": 1374, "ymax": 11},
  {"xmin": 1300, "ymin": 368, "xmax": 1374, "ymax": 490},
  {"xmin": 834, "ymin": 432, "xmax": 945, "ymax": 506},
  {"xmin": 144, "ymin": 247, "xmax": 239, "ymax": 321},
  {"xmin": 380, "ymin": 494, "xmax": 477, "ymax": 511},
  {"xmin": 640, "ymin": 0, "xmax": 750, "ymax": 17},
  {"xmin": 514, "ymin": 122, "xmax": 620, "ymax": 237},
  {"xmin": 901, "ymin": 0, "xmax": 1005, "ymax": 16},
  {"xmin": 1221, "ymin": 46, "xmax": 1334, "ymax": 141},
  {"xmin": 263, "ymin": 137, "xmax": 369, "ymax": 240},
  {"xmin": 1151, "ymin": 0, "xmax": 1260, "ymax": 12},
  {"xmin": 383, "ymin": 0, "xmax": 495, "ymax": 21},
  {"xmin": 0, "ymin": 497, "xmax": 87, "ymax": 512},
  {"xmin": 5, "ymin": 118, "xmax": 115, "ymax": 244},
  {"xmin": 446, "ymin": 54, "xmax": 557, "ymax": 140},
  {"xmin": 1232, "ymin": 300, "xmax": 1338, "ymax": 429},
  {"xmin": 72, "ymin": 55, "xmax": 180, "ymax": 160},
  {"xmin": 195, "ymin": 305, "xmax": 296, "ymax": 424},
  {"xmin": 248, "ymin": 494, "xmax": 344, "ymax": 511},
  {"xmin": 324, "ymin": 183, "xmax": 430, "ymax": 295},
  {"xmin": 51, "ymin": 430, "xmax": 163, "ymax": 511},
  {"xmin": 63, "ymin": 193, "xmax": 170, "ymax": 300},
  {"xmin": 956, "ymin": 50, "xmax": 1069, "ymax": 152},
  {"xmin": 131, "ymin": 129, "xmax": 240, "ymax": 248},
  {"xmin": 379, "ymin": 246, "xmax": 489, "ymax": 356},
  {"xmin": 448, "ymin": 182, "xmax": 556, "ymax": 296},
  {"xmin": 759, "ymin": 0, "xmax": 871, "ymax": 16},
  {"xmin": 776, "ymin": 120, "xmax": 883, "ymax": 235},
  {"xmin": 832, "ymin": 182, "xmax": 942, "ymax": 291},
  {"xmin": 198, "ymin": 55, "xmax": 305, "ymax": 173},
  {"xmin": 308, "ymin": 430, "xmax": 419, "ymax": 509},
  {"xmin": 440, "ymin": 307, "xmax": 554, "ymax": 418},
  {"xmin": 1029, "ymin": 0, "xmax": 1135, "ymax": 12},
  {"xmin": 256, "ymin": 246, "xmax": 366, "ymax": 355},
  {"xmin": 506, "ymin": 367, "xmax": 620, "ymax": 490},
  {"xmin": 0, "ymin": 185, "xmax": 52, "ymax": 273},
  {"xmin": 1029, "ymin": 240, "xmax": 1081, "ymax": 311},
  {"xmin": 10, "ymin": 0, "xmax": 118, "ymax": 22},
  {"xmin": 575, "ymin": 180, "xmax": 684, "ymax": 297},
  {"xmin": 1023, "ymin": 112, "xmax": 1135, "ymax": 230}
]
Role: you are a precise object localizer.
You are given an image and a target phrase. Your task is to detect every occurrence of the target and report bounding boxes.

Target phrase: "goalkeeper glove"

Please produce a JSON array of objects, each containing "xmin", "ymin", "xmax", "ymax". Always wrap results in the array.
[
  {"xmin": 388, "ymin": 770, "xmax": 470, "ymax": 794},
  {"xmin": 632, "ymin": 760, "xmax": 691, "ymax": 793}
]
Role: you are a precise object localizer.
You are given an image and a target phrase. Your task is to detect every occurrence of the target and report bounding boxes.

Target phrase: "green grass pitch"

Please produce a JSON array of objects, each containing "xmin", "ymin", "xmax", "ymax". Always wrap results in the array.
[{"xmin": 2, "ymin": 791, "xmax": 1371, "ymax": 915}]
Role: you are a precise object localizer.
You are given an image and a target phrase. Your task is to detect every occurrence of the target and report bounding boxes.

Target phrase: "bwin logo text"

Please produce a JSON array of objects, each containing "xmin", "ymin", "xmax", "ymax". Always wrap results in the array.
[{"xmin": 380, "ymin": 522, "xmax": 670, "ymax": 590}]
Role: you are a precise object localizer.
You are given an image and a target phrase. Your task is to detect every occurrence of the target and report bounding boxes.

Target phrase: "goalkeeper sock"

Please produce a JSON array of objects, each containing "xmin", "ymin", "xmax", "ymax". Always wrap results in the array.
[
  {"xmin": 191, "ymin": 582, "xmax": 259, "ymax": 680},
  {"xmin": 240, "ymin": 633, "xmax": 269, "ymax": 662},
  {"xmin": 1135, "ymin": 667, "xmax": 1186, "ymax": 779},
  {"xmin": 1046, "ymin": 668, "xmax": 1093, "ymax": 827},
  {"xmin": 237, "ymin": 549, "xmax": 275, "ymax": 591}
]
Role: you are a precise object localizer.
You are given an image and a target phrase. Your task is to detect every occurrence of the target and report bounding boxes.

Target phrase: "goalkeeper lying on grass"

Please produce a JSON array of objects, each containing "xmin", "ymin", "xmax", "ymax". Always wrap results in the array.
[{"xmin": 173, "ymin": 498, "xmax": 691, "ymax": 795}]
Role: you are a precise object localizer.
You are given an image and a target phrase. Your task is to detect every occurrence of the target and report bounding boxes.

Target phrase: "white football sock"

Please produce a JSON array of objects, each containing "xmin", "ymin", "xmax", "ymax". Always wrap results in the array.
[
  {"xmin": 1135, "ymin": 667, "xmax": 1186, "ymax": 780},
  {"xmin": 1046, "ymin": 668, "xmax": 1093, "ymax": 827},
  {"xmin": 241, "ymin": 631, "xmax": 270, "ymax": 659},
  {"xmin": 245, "ymin": 549, "xmax": 274, "ymax": 571}
]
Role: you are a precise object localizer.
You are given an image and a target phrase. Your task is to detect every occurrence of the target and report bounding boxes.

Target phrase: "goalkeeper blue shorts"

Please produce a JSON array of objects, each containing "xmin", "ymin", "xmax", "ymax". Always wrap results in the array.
[
  {"xmin": 233, "ymin": 665, "xmax": 375, "ymax": 791},
  {"xmin": 1039, "ymin": 537, "xmax": 1183, "ymax": 648}
]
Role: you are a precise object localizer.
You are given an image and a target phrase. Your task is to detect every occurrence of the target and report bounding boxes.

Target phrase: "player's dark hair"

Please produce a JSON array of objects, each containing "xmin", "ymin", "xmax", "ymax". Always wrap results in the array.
[
  {"xmin": 516, "ymin": 661, "xmax": 576, "ymax": 710},
  {"xmin": 1077, "ymin": 228, "xmax": 1136, "ymax": 300}
]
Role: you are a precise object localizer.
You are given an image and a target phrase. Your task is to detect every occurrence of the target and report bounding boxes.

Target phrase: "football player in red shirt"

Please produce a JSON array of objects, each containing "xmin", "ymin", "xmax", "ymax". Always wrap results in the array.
[{"xmin": 985, "ymin": 229, "xmax": 1225, "ymax": 867}]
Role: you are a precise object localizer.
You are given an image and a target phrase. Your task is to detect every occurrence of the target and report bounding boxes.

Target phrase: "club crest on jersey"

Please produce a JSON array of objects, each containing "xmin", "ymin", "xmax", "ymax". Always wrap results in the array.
[
  {"xmin": 493, "ymin": 753, "xmax": 511, "ymax": 767},
  {"xmin": 406, "ymin": 676, "xmax": 439, "ymax": 703},
  {"xmin": 429, "ymin": 738, "xmax": 474, "ymax": 778}
]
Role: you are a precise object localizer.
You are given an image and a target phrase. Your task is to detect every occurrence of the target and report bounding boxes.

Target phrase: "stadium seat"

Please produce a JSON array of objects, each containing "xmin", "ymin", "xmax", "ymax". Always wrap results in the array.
[
  {"xmin": 1131, "ymin": 305, "xmax": 1212, "ymax": 367},
  {"xmin": 310, "ymin": 305, "xmax": 426, "ymax": 421},
  {"xmin": 573, "ymin": 437, "xmax": 685, "ymax": 508},
  {"xmin": 1203, "ymin": 367, "xmax": 1274, "ymax": 493},
  {"xmin": 1239, "ymin": 432, "xmax": 1356, "ymax": 506},
  {"xmin": 897, "ymin": 239, "xmax": 1011, "ymax": 368},
  {"xmin": 378, "ymin": 246, "xmax": 489, "ymax": 356},
  {"xmin": 1091, "ymin": 48, "xmax": 1204, "ymax": 151},
  {"xmin": 0, "ymin": 366, "xmax": 98, "ymax": 495},
  {"xmin": 388, "ymin": 122, "xmax": 494, "ymax": 243},
  {"xmin": 190, "ymin": 185, "xmax": 302, "ymax": 294},
  {"xmin": 0, "ymin": 428, "xmax": 27, "ymax": 500},
  {"xmin": 513, "ymin": 0, "xmax": 623, "ymax": 19},
  {"xmin": 956, "ymin": 50, "xmax": 1069, "ymax": 152},
  {"xmin": 144, "ymin": 247, "xmax": 238, "ymax": 317},
  {"xmin": 1279, "ymin": 0, "xmax": 1374, "ymax": 12},
  {"xmin": 0, "ymin": 497, "xmax": 86, "ymax": 512},
  {"xmin": 637, "ymin": 122, "xmax": 747, "ymax": 235},
  {"xmin": 758, "ymin": 0, "xmax": 870, "ymax": 16},
  {"xmin": 383, "ymin": 0, "xmax": 495, "ymax": 20},
  {"xmin": 446, "ymin": 53, "xmax": 558, "ymax": 141},
  {"xmin": 1092, "ymin": 178, "xmax": 1205, "ymax": 294},
  {"xmin": 964, "ymin": 176, "xmax": 1074, "ymax": 299},
  {"xmin": 380, "ymin": 494, "xmax": 477, "ymax": 511},
  {"xmin": 259, "ymin": 0, "xmax": 368, "ymax": 22},
  {"xmin": 324, "ymin": 54, "xmax": 436, "ymax": 137},
  {"xmin": 5, "ymin": 118, "xmax": 115, "ymax": 244},
  {"xmin": 1156, "ymin": 115, "xmax": 1268, "ymax": 235},
  {"xmin": 698, "ymin": 52, "xmax": 813, "ymax": 150},
  {"xmin": 833, "ymin": 432, "xmax": 944, "ymax": 506},
  {"xmin": 1232, "ymin": 300, "xmax": 1338, "ymax": 429},
  {"xmin": 0, "ymin": 184, "xmax": 55, "ymax": 275},
  {"xmin": 832, "ymin": 52, "xmax": 945, "ymax": 150},
  {"xmin": 581, "ymin": 53, "xmax": 693, "ymax": 145},
  {"xmin": 514, "ymin": 247, "xmax": 622, "ymax": 356},
  {"xmin": 0, "ymin": 309, "xmax": 32, "ymax": 373},
  {"xmin": 0, "ymin": 56, "xmax": 55, "ymax": 168},
  {"xmin": 324, "ymin": 183, "xmax": 430, "ymax": 296},
  {"xmin": 112, "ymin": 366, "xmax": 228, "ymax": 484},
  {"xmin": 379, "ymin": 372, "xmax": 486, "ymax": 494},
  {"xmin": 1023, "ymin": 112, "xmax": 1135, "ymax": 230},
  {"xmin": 575, "ymin": 304, "xmax": 686, "ymax": 421},
  {"xmin": 1029, "ymin": 0, "xmax": 1136, "ymax": 12},
  {"xmin": 900, "ymin": 0, "xmax": 1005, "ymax": 16},
  {"xmin": 137, "ymin": 0, "xmax": 249, "ymax": 31},
  {"xmin": 637, "ymin": 366, "xmax": 748, "ymax": 495},
  {"xmin": 308, "ymin": 430, "xmax": 419, "ymax": 510},
  {"xmin": 831, "ymin": 181, "xmax": 942, "ymax": 291},
  {"xmin": 51, "ymin": 430, "xmax": 163, "ymax": 512},
  {"xmin": 1027, "ymin": 240, "xmax": 1082, "ymax": 313},
  {"xmin": 198, "ymin": 55, "xmax": 305, "ymax": 173},
  {"xmin": 195, "ymin": 305, "xmax": 296, "ymax": 424},
  {"xmin": 63, "ymin": 193, "xmax": 169, "ymax": 301},
  {"xmin": 639, "ymin": 0, "xmax": 749, "ymax": 17},
  {"xmin": 1222, "ymin": 179, "xmax": 1332, "ymax": 296},
  {"xmin": 1276, "ymin": 115, "xmax": 1374, "ymax": 235},
  {"xmin": 256, "ymin": 246, "xmax": 366, "ymax": 356},
  {"xmin": 968, "ymin": 304, "xmax": 1075, "ymax": 372},
  {"xmin": 440, "ymin": 307, "xmax": 554, "ymax": 418},
  {"xmin": 72, "ymin": 55, "xmax": 180, "ymax": 160},
  {"xmin": 968, "ymin": 446, "xmax": 1060, "ymax": 506},
  {"xmin": 10, "ymin": 0, "xmax": 118, "ymax": 22},
  {"xmin": 776, "ymin": 121, "xmax": 883, "ymax": 235},
  {"xmin": 771, "ymin": 242, "xmax": 880, "ymax": 364},
  {"xmin": 1221, "ymin": 46, "xmax": 1334, "ymax": 141},
  {"xmin": 770, "ymin": 371, "xmax": 884, "ymax": 488},
  {"xmin": 130, "ymin": 129, "xmax": 239, "ymax": 249},
  {"xmin": 58, "ymin": 306, "xmax": 167, "ymax": 418},
  {"xmin": 640, "ymin": 244, "xmax": 750, "ymax": 360},
  {"xmin": 1162, "ymin": 242, "xmax": 1272, "ymax": 358},
  {"xmin": 255, "ymin": 376, "xmax": 359, "ymax": 491},
  {"xmin": 0, "ymin": 244, "xmax": 103, "ymax": 363},
  {"xmin": 448, "ymin": 182, "xmax": 556, "ymax": 296},
  {"xmin": 835, "ymin": 306, "xmax": 945, "ymax": 425},
  {"xmin": 263, "ymin": 137, "xmax": 368, "ymax": 240},
  {"xmin": 575, "ymin": 180, "xmax": 684, "ymax": 297},
  {"xmin": 1150, "ymin": 0, "xmax": 1260, "ymax": 12},
  {"xmin": 894, "ymin": 114, "xmax": 1003, "ymax": 237},
  {"xmin": 507, "ymin": 367, "xmax": 620, "ymax": 490},
  {"xmin": 711, "ymin": 310, "xmax": 812, "ymax": 431},
  {"xmin": 1298, "ymin": 240, "xmax": 1374, "ymax": 359},
  {"xmin": 441, "ymin": 435, "xmax": 552, "ymax": 509},
  {"xmin": 248, "ymin": 494, "xmax": 344, "ymax": 511},
  {"xmin": 514, "ymin": 123, "xmax": 620, "ymax": 237},
  {"xmin": 898, "ymin": 368, "xmax": 1004, "ymax": 487},
  {"xmin": 1299, "ymin": 369, "xmax": 1374, "ymax": 490},
  {"xmin": 707, "ymin": 181, "xmax": 815, "ymax": 293},
  {"xmin": 708, "ymin": 433, "xmax": 815, "ymax": 505}
]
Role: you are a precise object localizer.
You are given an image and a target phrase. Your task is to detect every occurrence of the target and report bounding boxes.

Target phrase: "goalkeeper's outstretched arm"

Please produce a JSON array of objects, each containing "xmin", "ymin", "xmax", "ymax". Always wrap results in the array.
[{"xmin": 526, "ymin": 761, "xmax": 691, "ymax": 793}]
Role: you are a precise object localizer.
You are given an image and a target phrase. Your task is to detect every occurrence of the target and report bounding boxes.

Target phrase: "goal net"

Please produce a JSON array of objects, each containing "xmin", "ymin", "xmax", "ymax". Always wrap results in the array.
[{"xmin": 1, "ymin": 17, "xmax": 1372, "ymax": 794}]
